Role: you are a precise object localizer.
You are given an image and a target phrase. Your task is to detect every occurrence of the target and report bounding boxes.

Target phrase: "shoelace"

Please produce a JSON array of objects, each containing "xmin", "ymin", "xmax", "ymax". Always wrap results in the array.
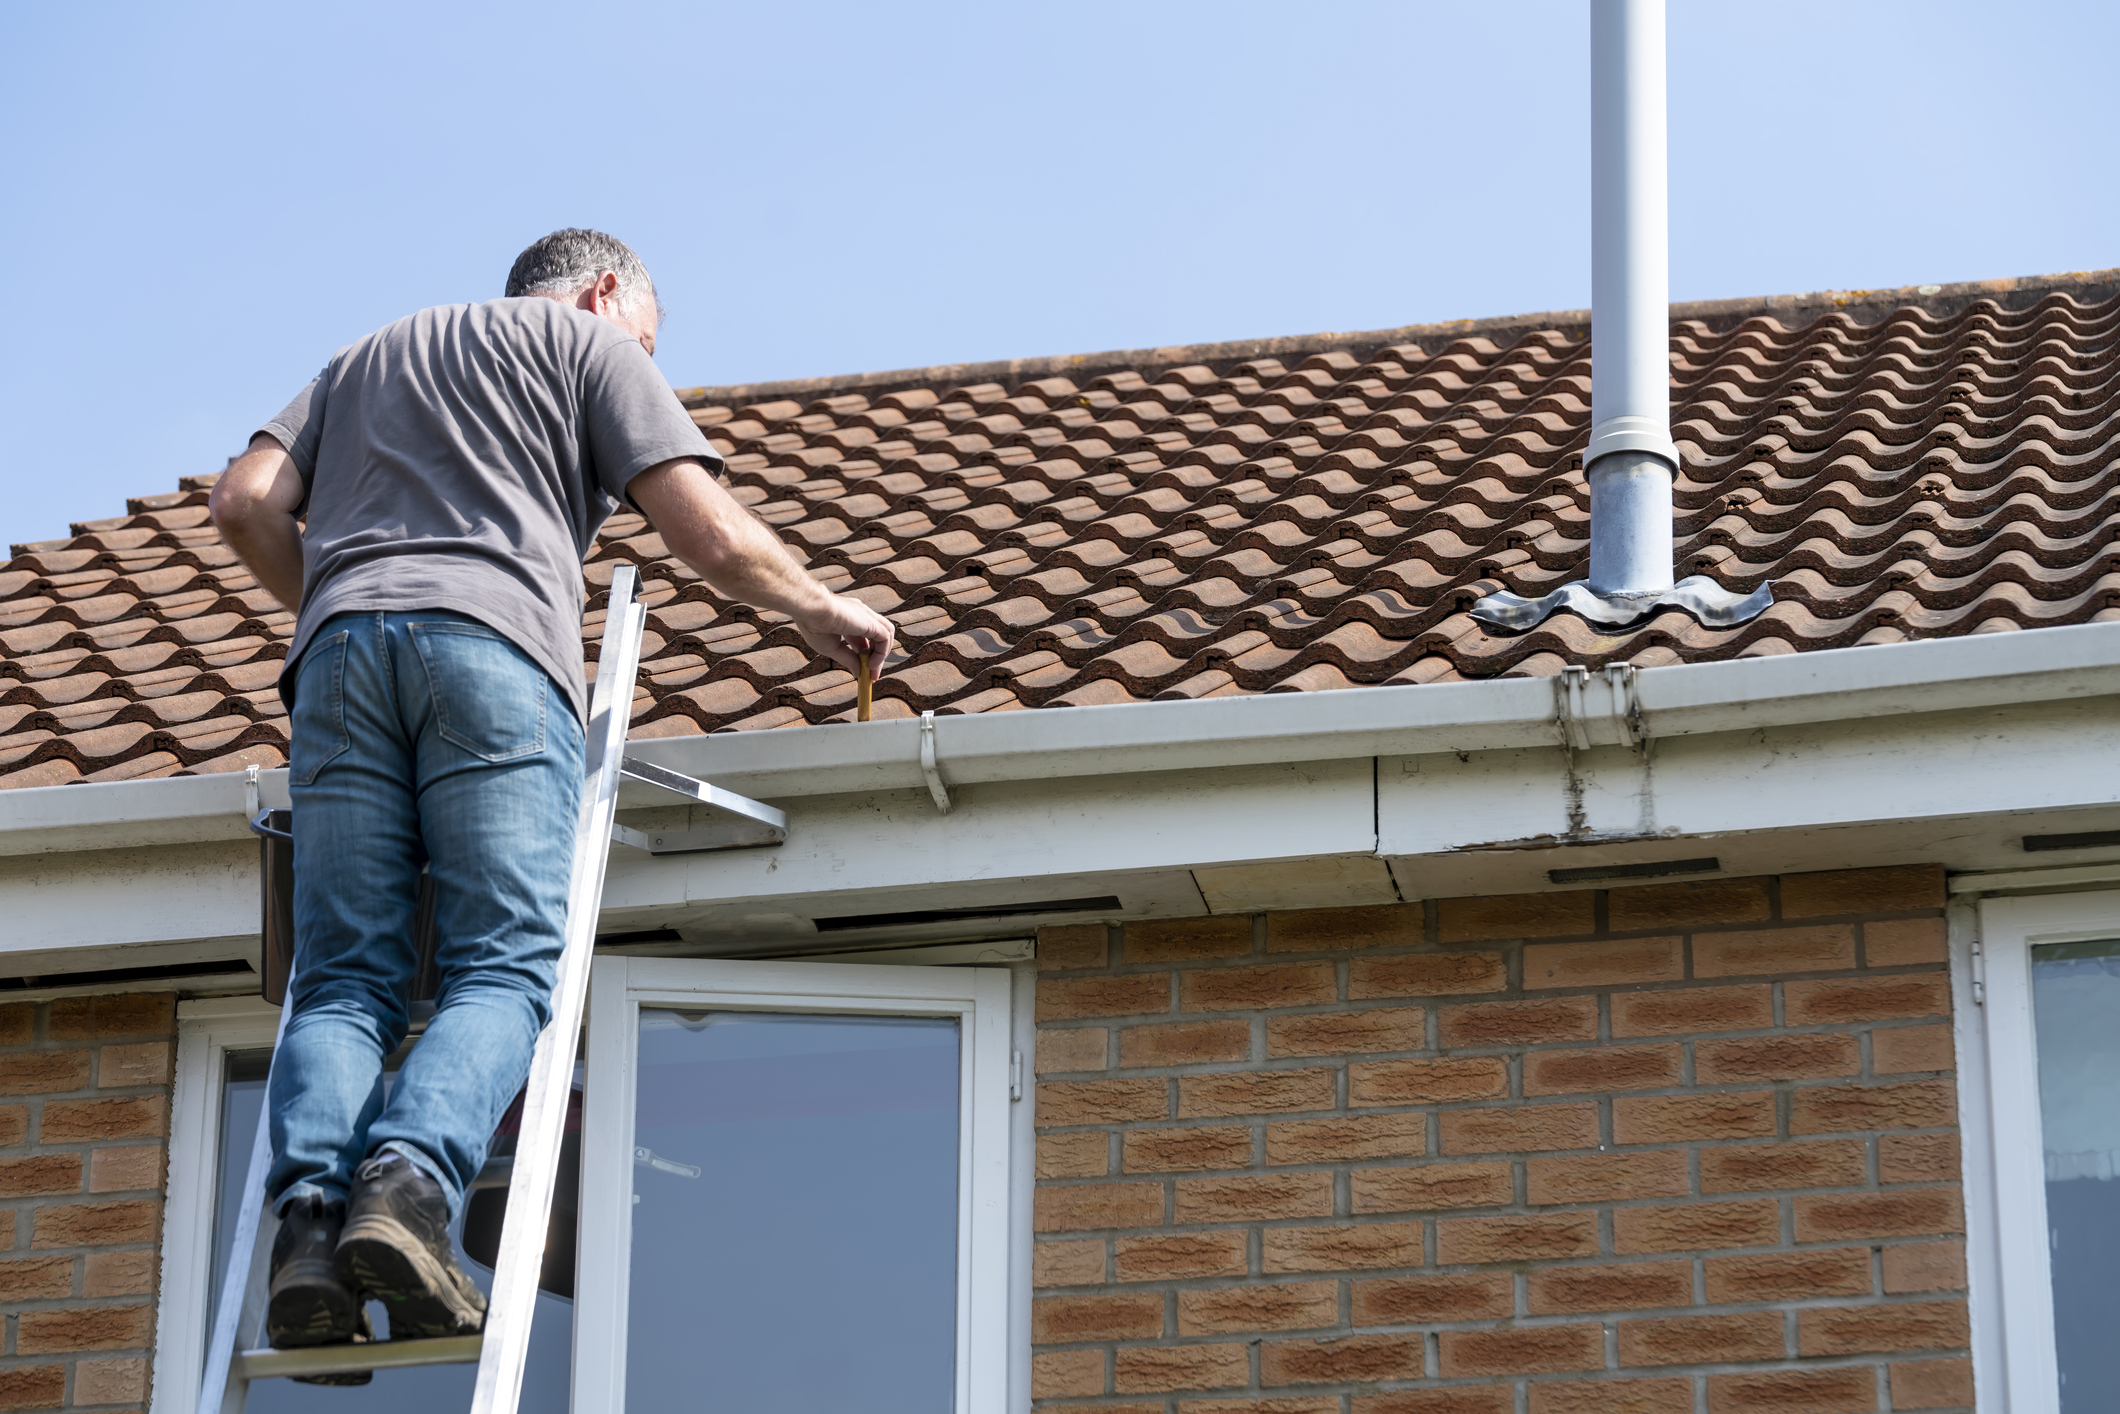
[{"xmin": 354, "ymin": 1154, "xmax": 404, "ymax": 1183}]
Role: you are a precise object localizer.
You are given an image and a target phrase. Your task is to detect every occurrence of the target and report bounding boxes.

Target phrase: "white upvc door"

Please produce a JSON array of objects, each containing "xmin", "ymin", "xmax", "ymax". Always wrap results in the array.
[
  {"xmin": 572, "ymin": 954, "xmax": 1013, "ymax": 1413},
  {"xmin": 1973, "ymin": 890, "xmax": 2120, "ymax": 1414},
  {"xmin": 152, "ymin": 997, "xmax": 281, "ymax": 1414}
]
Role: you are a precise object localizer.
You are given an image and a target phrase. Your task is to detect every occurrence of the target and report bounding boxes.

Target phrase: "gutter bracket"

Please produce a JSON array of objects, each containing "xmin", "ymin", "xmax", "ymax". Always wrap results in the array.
[
  {"xmin": 1605, "ymin": 663, "xmax": 1651, "ymax": 758},
  {"xmin": 1559, "ymin": 667, "xmax": 1595, "ymax": 753},
  {"xmin": 919, "ymin": 711, "xmax": 954, "ymax": 815},
  {"xmin": 1557, "ymin": 663, "xmax": 1653, "ymax": 759}
]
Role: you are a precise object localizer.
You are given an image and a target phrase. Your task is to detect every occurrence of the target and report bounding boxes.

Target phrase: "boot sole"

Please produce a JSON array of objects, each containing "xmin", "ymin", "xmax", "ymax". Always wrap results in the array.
[
  {"xmin": 335, "ymin": 1212, "xmax": 487, "ymax": 1339},
  {"xmin": 267, "ymin": 1259, "xmax": 364, "ymax": 1347},
  {"xmin": 268, "ymin": 1259, "xmax": 374, "ymax": 1385}
]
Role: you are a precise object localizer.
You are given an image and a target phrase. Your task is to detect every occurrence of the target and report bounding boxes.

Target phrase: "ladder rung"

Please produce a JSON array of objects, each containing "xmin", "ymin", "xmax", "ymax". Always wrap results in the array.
[{"xmin": 234, "ymin": 1334, "xmax": 484, "ymax": 1381}]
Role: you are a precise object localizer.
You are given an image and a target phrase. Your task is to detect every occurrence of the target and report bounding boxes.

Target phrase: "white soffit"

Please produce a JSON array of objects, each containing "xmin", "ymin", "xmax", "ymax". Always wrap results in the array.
[{"xmin": 1192, "ymin": 856, "xmax": 1401, "ymax": 914}]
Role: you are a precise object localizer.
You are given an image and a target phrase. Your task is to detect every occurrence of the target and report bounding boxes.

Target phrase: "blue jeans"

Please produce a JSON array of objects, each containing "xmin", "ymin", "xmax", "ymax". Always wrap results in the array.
[{"xmin": 268, "ymin": 610, "xmax": 583, "ymax": 1220}]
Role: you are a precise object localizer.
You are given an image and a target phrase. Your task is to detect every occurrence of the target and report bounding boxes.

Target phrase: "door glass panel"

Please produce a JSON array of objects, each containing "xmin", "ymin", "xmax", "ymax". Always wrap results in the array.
[
  {"xmin": 2033, "ymin": 938, "xmax": 2120, "ymax": 1410},
  {"xmin": 209, "ymin": 1050, "xmax": 575, "ymax": 1414},
  {"xmin": 627, "ymin": 1011, "xmax": 959, "ymax": 1412}
]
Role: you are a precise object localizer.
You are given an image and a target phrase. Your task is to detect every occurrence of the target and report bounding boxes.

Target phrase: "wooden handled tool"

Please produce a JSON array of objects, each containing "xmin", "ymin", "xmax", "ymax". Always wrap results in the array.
[{"xmin": 857, "ymin": 654, "xmax": 873, "ymax": 722}]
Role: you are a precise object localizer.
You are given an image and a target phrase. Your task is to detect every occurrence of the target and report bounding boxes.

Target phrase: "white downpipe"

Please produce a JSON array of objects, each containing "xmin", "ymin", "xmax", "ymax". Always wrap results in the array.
[{"xmin": 1584, "ymin": 0, "xmax": 1677, "ymax": 596}]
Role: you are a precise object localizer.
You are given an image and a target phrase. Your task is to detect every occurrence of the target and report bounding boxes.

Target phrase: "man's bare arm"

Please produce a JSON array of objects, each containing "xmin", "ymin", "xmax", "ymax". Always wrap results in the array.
[
  {"xmin": 207, "ymin": 434, "xmax": 307, "ymax": 611},
  {"xmin": 629, "ymin": 458, "xmax": 895, "ymax": 675}
]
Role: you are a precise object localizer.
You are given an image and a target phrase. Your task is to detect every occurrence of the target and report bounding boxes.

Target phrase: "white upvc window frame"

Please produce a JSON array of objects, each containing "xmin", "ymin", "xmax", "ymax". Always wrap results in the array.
[
  {"xmin": 1962, "ymin": 888, "xmax": 2120, "ymax": 1414},
  {"xmin": 148, "ymin": 956, "xmax": 1029, "ymax": 1414},
  {"xmin": 151, "ymin": 995, "xmax": 281, "ymax": 1414},
  {"xmin": 572, "ymin": 953, "xmax": 1015, "ymax": 1414}
]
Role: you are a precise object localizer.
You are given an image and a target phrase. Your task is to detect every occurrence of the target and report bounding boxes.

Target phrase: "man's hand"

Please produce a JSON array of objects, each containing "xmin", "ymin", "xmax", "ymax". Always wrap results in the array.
[
  {"xmin": 788, "ymin": 592, "xmax": 896, "ymax": 678},
  {"xmin": 630, "ymin": 458, "xmax": 896, "ymax": 679},
  {"xmin": 207, "ymin": 434, "xmax": 306, "ymax": 611}
]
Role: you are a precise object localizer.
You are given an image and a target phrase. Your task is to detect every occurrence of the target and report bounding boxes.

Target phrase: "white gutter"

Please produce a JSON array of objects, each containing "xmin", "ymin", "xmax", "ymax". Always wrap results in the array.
[{"xmin": 4, "ymin": 622, "xmax": 2118, "ymax": 858}]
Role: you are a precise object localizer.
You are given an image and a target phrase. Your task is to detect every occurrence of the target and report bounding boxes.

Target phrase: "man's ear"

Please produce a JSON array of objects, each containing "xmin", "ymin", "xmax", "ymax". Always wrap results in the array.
[{"xmin": 574, "ymin": 272, "xmax": 622, "ymax": 315}]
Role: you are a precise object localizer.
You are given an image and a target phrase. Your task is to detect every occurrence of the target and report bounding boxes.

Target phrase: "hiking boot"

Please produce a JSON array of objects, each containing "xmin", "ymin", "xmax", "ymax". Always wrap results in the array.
[
  {"xmin": 334, "ymin": 1150, "xmax": 487, "ymax": 1339},
  {"xmin": 267, "ymin": 1194, "xmax": 374, "ymax": 1385}
]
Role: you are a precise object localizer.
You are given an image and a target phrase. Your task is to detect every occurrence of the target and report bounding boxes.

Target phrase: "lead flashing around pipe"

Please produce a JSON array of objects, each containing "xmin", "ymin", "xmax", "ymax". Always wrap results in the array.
[
  {"xmin": 3, "ymin": 622, "xmax": 2117, "ymax": 860},
  {"xmin": 1472, "ymin": 576, "xmax": 1776, "ymax": 631}
]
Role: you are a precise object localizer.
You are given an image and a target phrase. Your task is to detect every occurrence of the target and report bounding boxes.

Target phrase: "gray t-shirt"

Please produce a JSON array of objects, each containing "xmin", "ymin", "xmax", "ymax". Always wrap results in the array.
[{"xmin": 261, "ymin": 297, "xmax": 720, "ymax": 721}]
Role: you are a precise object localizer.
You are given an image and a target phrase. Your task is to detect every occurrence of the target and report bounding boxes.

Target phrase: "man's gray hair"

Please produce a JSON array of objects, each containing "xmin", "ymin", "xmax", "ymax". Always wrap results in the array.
[{"xmin": 505, "ymin": 228, "xmax": 662, "ymax": 323}]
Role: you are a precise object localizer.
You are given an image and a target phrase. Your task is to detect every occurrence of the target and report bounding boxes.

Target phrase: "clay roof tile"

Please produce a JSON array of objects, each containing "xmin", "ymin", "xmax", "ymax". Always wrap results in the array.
[{"xmin": 5, "ymin": 273, "xmax": 2118, "ymax": 784}]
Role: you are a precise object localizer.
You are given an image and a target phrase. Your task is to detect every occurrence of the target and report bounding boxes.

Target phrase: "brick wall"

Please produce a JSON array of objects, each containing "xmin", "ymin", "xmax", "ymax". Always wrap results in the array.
[
  {"xmin": 0, "ymin": 995, "xmax": 174, "ymax": 1413},
  {"xmin": 1032, "ymin": 866, "xmax": 1968, "ymax": 1414}
]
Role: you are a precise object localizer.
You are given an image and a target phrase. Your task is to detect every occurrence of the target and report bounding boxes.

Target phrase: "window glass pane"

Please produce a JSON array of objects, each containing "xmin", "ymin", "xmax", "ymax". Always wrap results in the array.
[
  {"xmin": 209, "ymin": 1049, "xmax": 574, "ymax": 1413},
  {"xmin": 209, "ymin": 1052, "xmax": 270, "ymax": 1305},
  {"xmin": 2033, "ymin": 938, "xmax": 2120, "ymax": 1410},
  {"xmin": 627, "ymin": 1011, "xmax": 959, "ymax": 1412}
]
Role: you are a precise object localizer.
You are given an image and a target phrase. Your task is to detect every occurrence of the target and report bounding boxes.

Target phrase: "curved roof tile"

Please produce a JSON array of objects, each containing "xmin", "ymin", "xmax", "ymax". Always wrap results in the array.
[{"xmin": 3, "ymin": 272, "xmax": 2117, "ymax": 787}]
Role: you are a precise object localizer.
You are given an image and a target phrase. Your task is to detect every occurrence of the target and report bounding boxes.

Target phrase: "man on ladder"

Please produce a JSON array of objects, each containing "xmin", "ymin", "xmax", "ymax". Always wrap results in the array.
[{"xmin": 208, "ymin": 228, "xmax": 893, "ymax": 1370}]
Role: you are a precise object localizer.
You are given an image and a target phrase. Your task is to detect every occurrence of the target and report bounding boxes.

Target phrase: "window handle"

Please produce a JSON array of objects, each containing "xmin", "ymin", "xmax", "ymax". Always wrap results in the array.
[{"xmin": 634, "ymin": 1146, "xmax": 702, "ymax": 1179}]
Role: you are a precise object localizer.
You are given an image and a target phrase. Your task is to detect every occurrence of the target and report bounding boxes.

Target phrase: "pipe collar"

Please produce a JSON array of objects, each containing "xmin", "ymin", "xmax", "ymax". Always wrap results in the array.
[{"xmin": 1585, "ymin": 415, "xmax": 1679, "ymax": 469}]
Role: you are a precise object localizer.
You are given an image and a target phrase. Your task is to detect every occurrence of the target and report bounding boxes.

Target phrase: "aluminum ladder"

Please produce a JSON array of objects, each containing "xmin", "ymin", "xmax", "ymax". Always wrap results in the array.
[{"xmin": 196, "ymin": 564, "xmax": 789, "ymax": 1411}]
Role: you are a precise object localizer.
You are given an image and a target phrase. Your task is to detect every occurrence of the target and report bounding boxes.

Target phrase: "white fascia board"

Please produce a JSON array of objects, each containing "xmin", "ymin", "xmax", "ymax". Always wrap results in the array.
[
  {"xmin": 597, "ymin": 758, "xmax": 1376, "ymax": 925},
  {"xmin": 3, "ymin": 621, "xmax": 2118, "ymax": 859},
  {"xmin": 1385, "ymin": 695, "xmax": 2120, "ymax": 855},
  {"xmin": 0, "ymin": 839, "xmax": 257, "ymax": 957},
  {"xmin": 1380, "ymin": 693, "xmax": 2120, "ymax": 898},
  {"xmin": 0, "ymin": 760, "xmax": 1373, "ymax": 956}
]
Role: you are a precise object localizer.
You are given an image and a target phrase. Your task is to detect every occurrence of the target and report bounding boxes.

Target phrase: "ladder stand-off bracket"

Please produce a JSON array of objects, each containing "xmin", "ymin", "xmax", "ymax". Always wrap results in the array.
[{"xmin": 609, "ymin": 758, "xmax": 789, "ymax": 855}]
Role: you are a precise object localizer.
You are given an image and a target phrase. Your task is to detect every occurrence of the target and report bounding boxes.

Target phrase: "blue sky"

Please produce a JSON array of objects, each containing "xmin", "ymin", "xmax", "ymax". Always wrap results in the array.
[{"xmin": 3, "ymin": 0, "xmax": 2112, "ymax": 554}]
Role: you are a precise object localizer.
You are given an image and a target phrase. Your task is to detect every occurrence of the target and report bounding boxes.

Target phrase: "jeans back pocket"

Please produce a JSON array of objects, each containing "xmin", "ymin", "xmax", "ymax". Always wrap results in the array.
[
  {"xmin": 409, "ymin": 620, "xmax": 549, "ymax": 763},
  {"xmin": 288, "ymin": 630, "xmax": 352, "ymax": 786}
]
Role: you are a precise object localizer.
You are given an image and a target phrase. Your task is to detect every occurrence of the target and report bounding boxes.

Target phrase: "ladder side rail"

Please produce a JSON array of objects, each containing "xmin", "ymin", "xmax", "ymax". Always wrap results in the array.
[
  {"xmin": 196, "ymin": 961, "xmax": 300, "ymax": 1414},
  {"xmin": 469, "ymin": 565, "xmax": 647, "ymax": 1414}
]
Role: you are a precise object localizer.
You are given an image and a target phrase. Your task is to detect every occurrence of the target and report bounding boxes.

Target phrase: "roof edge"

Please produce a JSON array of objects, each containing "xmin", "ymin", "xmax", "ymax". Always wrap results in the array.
[
  {"xmin": 7, "ymin": 620, "xmax": 2118, "ymax": 860},
  {"xmin": 673, "ymin": 267, "xmax": 2120, "ymax": 410}
]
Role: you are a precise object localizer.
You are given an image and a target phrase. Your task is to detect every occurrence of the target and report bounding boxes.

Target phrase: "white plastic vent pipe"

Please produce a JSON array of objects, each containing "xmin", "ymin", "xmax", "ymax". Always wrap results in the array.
[
  {"xmin": 1470, "ymin": 0, "xmax": 1770, "ymax": 631},
  {"xmin": 1583, "ymin": 0, "xmax": 1678, "ymax": 596}
]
